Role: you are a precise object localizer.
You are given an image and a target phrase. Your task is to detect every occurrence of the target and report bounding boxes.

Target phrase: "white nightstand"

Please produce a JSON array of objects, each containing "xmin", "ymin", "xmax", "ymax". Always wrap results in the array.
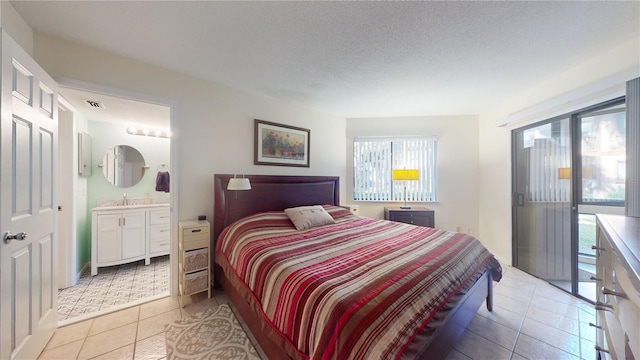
[{"xmin": 178, "ymin": 220, "xmax": 211, "ymax": 307}]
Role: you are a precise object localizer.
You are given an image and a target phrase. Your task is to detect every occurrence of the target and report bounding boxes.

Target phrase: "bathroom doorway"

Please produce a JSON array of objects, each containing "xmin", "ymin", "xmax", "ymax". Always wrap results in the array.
[{"xmin": 56, "ymin": 84, "xmax": 174, "ymax": 325}]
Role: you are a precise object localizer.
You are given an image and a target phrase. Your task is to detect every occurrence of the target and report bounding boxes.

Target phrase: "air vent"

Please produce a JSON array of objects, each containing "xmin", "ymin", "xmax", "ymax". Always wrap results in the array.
[{"xmin": 85, "ymin": 100, "xmax": 105, "ymax": 109}]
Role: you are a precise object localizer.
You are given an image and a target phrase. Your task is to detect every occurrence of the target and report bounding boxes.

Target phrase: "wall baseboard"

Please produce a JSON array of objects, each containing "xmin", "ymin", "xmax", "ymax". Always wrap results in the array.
[
  {"xmin": 494, "ymin": 254, "xmax": 510, "ymax": 267},
  {"xmin": 74, "ymin": 262, "xmax": 89, "ymax": 285}
]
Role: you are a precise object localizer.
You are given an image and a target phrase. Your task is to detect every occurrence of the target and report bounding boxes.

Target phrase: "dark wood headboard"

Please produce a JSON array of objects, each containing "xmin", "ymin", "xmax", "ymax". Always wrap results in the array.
[{"xmin": 213, "ymin": 174, "xmax": 340, "ymax": 241}]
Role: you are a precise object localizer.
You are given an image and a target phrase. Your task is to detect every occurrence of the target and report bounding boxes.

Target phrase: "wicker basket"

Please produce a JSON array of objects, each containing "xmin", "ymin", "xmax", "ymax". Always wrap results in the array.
[
  {"xmin": 183, "ymin": 248, "xmax": 209, "ymax": 272},
  {"xmin": 183, "ymin": 269, "xmax": 208, "ymax": 294}
]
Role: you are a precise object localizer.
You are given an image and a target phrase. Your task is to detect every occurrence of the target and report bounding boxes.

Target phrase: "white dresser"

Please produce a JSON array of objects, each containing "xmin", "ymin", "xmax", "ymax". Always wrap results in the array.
[
  {"xmin": 595, "ymin": 215, "xmax": 640, "ymax": 359},
  {"xmin": 91, "ymin": 204, "xmax": 170, "ymax": 275}
]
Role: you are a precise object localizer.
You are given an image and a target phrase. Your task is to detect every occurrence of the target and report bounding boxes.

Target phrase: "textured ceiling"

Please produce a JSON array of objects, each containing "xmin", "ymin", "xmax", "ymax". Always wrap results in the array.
[{"xmin": 12, "ymin": 1, "xmax": 640, "ymax": 118}]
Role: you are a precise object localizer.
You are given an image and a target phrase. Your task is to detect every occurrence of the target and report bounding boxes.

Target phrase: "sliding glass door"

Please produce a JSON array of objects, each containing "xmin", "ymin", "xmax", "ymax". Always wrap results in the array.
[
  {"xmin": 512, "ymin": 98, "xmax": 625, "ymax": 301},
  {"xmin": 513, "ymin": 117, "xmax": 573, "ymax": 289}
]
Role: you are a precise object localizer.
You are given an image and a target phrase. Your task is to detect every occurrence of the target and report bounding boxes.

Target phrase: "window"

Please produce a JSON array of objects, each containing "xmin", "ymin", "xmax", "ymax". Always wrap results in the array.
[
  {"xmin": 578, "ymin": 103, "xmax": 626, "ymax": 204},
  {"xmin": 522, "ymin": 119, "xmax": 572, "ymax": 202},
  {"xmin": 353, "ymin": 136, "xmax": 437, "ymax": 202}
]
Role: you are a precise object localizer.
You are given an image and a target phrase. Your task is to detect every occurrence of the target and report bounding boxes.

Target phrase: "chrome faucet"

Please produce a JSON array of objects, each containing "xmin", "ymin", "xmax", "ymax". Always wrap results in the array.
[{"xmin": 123, "ymin": 193, "xmax": 127, "ymax": 206}]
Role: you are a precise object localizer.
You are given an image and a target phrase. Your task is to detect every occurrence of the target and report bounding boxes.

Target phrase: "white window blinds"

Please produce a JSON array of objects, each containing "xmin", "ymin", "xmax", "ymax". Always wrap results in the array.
[{"xmin": 353, "ymin": 136, "xmax": 437, "ymax": 202}]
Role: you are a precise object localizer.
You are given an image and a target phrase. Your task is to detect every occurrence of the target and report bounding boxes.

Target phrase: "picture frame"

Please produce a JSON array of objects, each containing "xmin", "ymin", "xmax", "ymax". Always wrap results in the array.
[{"xmin": 254, "ymin": 119, "xmax": 310, "ymax": 167}]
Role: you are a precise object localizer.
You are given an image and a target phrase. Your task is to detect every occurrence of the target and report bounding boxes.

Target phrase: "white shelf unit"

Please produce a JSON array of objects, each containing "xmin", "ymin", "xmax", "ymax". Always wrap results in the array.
[{"xmin": 178, "ymin": 220, "xmax": 211, "ymax": 307}]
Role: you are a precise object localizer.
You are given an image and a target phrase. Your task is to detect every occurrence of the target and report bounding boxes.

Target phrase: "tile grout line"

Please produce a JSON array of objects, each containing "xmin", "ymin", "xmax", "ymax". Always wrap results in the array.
[
  {"xmin": 74, "ymin": 323, "xmax": 90, "ymax": 360},
  {"xmin": 507, "ymin": 281, "xmax": 535, "ymax": 360},
  {"xmin": 516, "ymin": 283, "xmax": 589, "ymax": 359},
  {"xmin": 451, "ymin": 274, "xmax": 528, "ymax": 359},
  {"xmin": 132, "ymin": 303, "xmax": 142, "ymax": 360},
  {"xmin": 487, "ymin": 270, "xmax": 535, "ymax": 360},
  {"xmin": 577, "ymin": 307, "xmax": 595, "ymax": 360}
]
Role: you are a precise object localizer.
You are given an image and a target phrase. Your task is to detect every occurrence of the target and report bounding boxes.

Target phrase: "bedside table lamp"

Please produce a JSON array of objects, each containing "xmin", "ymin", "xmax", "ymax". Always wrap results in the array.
[
  {"xmin": 392, "ymin": 169, "xmax": 419, "ymax": 209},
  {"xmin": 227, "ymin": 175, "xmax": 251, "ymax": 198}
]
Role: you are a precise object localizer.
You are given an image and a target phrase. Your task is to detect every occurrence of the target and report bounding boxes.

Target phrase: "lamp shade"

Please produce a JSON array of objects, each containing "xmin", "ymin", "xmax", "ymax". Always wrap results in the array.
[
  {"xmin": 557, "ymin": 168, "xmax": 571, "ymax": 180},
  {"xmin": 227, "ymin": 178, "xmax": 251, "ymax": 190},
  {"xmin": 392, "ymin": 169, "xmax": 419, "ymax": 181}
]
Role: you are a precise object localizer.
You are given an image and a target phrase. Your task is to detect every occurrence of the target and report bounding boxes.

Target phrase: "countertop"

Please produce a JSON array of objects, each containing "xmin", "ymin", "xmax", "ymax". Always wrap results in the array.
[{"xmin": 91, "ymin": 203, "xmax": 169, "ymax": 211}]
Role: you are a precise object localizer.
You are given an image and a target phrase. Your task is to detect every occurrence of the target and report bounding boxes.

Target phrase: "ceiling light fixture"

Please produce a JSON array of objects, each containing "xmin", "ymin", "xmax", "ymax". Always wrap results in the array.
[{"xmin": 127, "ymin": 126, "xmax": 171, "ymax": 138}]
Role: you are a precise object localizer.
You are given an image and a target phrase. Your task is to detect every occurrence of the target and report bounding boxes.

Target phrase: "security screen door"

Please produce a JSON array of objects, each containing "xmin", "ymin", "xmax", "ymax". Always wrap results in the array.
[
  {"xmin": 513, "ymin": 117, "xmax": 573, "ymax": 289},
  {"xmin": 512, "ymin": 98, "xmax": 625, "ymax": 301}
]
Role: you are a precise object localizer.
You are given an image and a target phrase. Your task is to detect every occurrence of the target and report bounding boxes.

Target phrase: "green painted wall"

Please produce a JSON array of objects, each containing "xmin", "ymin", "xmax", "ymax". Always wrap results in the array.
[
  {"xmin": 75, "ymin": 116, "xmax": 90, "ymax": 276},
  {"xmin": 88, "ymin": 120, "xmax": 170, "ymax": 206}
]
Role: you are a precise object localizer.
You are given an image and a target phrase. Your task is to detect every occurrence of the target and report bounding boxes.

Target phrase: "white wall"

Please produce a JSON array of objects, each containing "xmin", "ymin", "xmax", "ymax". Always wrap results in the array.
[
  {"xmin": 478, "ymin": 37, "xmax": 640, "ymax": 264},
  {"xmin": 32, "ymin": 33, "xmax": 347, "ymax": 224},
  {"xmin": 346, "ymin": 115, "xmax": 480, "ymax": 234},
  {"xmin": 0, "ymin": 1, "xmax": 33, "ymax": 55}
]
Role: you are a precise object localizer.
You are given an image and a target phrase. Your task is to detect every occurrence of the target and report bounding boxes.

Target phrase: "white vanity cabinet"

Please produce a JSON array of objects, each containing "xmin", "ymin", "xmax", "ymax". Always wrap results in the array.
[
  {"xmin": 91, "ymin": 204, "xmax": 170, "ymax": 275},
  {"xmin": 148, "ymin": 208, "xmax": 171, "ymax": 257}
]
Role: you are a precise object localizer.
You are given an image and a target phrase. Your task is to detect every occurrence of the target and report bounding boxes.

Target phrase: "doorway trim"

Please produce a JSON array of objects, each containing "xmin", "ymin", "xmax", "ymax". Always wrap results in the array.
[
  {"xmin": 57, "ymin": 95, "xmax": 78, "ymax": 288},
  {"xmin": 55, "ymin": 78, "xmax": 180, "ymax": 299}
]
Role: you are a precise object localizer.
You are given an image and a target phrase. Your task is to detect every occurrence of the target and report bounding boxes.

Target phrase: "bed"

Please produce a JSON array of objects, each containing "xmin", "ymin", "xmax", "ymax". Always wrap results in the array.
[{"xmin": 213, "ymin": 174, "xmax": 502, "ymax": 360}]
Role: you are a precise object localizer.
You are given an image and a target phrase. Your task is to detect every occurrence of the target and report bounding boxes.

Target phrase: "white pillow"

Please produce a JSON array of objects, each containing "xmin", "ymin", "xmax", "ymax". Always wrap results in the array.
[{"xmin": 284, "ymin": 205, "xmax": 336, "ymax": 231}]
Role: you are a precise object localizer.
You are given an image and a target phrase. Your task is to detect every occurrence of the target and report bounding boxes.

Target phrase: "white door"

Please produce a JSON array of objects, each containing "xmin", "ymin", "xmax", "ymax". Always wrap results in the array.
[{"xmin": 0, "ymin": 30, "xmax": 58, "ymax": 359}]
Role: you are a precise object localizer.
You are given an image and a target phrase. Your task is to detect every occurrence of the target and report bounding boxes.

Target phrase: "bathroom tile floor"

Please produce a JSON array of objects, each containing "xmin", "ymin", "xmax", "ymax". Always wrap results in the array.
[{"xmin": 58, "ymin": 255, "xmax": 170, "ymax": 322}]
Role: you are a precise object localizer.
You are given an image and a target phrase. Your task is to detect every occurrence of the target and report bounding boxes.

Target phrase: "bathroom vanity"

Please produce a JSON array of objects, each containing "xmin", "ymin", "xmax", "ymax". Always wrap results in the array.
[{"xmin": 91, "ymin": 203, "xmax": 170, "ymax": 275}]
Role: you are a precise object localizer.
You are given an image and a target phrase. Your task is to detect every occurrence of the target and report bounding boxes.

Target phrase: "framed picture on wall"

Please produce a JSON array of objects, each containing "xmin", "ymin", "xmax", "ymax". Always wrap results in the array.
[{"xmin": 254, "ymin": 119, "xmax": 310, "ymax": 167}]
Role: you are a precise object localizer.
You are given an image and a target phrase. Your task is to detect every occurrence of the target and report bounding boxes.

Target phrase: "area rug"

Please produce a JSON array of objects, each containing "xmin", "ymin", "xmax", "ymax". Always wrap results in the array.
[{"xmin": 165, "ymin": 304, "xmax": 261, "ymax": 360}]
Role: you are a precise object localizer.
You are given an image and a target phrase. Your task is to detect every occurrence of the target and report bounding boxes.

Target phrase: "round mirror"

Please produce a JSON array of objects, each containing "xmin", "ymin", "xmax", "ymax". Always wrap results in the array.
[{"xmin": 101, "ymin": 145, "xmax": 146, "ymax": 188}]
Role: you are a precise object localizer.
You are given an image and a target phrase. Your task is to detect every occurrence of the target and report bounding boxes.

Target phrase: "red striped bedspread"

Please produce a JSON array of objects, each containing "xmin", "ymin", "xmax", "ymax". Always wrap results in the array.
[{"xmin": 215, "ymin": 205, "xmax": 502, "ymax": 360}]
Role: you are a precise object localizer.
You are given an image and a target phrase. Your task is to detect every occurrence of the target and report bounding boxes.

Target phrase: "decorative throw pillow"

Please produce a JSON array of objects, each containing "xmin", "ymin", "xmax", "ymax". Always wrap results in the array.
[{"xmin": 284, "ymin": 205, "xmax": 336, "ymax": 231}]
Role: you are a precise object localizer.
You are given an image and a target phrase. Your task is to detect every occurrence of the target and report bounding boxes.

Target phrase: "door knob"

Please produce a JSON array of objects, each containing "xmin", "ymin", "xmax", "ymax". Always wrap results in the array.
[{"xmin": 4, "ymin": 231, "xmax": 27, "ymax": 243}]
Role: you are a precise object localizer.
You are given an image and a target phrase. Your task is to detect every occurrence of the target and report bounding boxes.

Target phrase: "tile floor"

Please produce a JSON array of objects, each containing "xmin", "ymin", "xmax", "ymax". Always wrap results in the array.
[
  {"xmin": 41, "ymin": 264, "xmax": 596, "ymax": 360},
  {"xmin": 447, "ymin": 265, "xmax": 596, "ymax": 360},
  {"xmin": 58, "ymin": 256, "xmax": 170, "ymax": 322}
]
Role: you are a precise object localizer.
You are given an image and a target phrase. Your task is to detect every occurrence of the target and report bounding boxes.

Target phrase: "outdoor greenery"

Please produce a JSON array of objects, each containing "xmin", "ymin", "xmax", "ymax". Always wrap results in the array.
[{"xmin": 578, "ymin": 214, "xmax": 596, "ymax": 256}]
